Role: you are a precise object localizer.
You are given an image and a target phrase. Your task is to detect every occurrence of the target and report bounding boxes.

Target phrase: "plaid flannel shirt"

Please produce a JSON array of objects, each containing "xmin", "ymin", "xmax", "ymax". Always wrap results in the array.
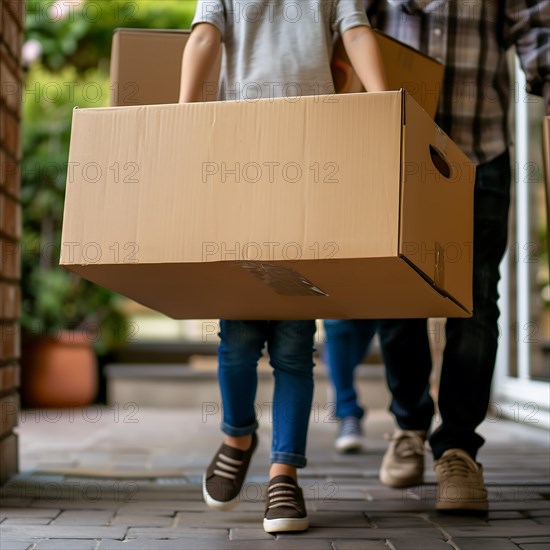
[{"xmin": 364, "ymin": 0, "xmax": 550, "ymax": 164}]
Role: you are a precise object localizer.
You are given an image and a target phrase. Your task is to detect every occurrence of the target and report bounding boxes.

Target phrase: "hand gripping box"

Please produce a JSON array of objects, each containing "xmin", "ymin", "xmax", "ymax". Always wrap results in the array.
[{"xmin": 60, "ymin": 91, "xmax": 475, "ymax": 320}]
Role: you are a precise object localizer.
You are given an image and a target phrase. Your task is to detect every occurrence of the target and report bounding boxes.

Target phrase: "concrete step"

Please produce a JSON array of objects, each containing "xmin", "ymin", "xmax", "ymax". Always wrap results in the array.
[{"xmin": 104, "ymin": 361, "xmax": 390, "ymax": 411}]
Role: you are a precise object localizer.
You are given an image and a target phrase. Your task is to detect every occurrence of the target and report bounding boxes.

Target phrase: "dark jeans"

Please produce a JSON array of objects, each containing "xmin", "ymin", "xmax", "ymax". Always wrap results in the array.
[
  {"xmin": 378, "ymin": 151, "xmax": 511, "ymax": 460},
  {"xmin": 323, "ymin": 320, "xmax": 377, "ymax": 419}
]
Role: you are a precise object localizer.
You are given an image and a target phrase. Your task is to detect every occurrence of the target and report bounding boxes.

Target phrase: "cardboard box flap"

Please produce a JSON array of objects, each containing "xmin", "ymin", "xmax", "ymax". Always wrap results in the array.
[
  {"xmin": 399, "ymin": 93, "xmax": 475, "ymax": 313},
  {"xmin": 332, "ymin": 29, "xmax": 444, "ymax": 119},
  {"xmin": 110, "ymin": 28, "xmax": 220, "ymax": 105}
]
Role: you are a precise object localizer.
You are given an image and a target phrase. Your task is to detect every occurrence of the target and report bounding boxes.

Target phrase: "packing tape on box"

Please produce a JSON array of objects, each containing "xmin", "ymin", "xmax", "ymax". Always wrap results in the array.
[{"xmin": 237, "ymin": 262, "xmax": 329, "ymax": 297}]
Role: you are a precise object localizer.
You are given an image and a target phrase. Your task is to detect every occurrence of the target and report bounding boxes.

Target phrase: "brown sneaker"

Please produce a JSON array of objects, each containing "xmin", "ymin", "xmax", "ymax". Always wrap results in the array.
[
  {"xmin": 202, "ymin": 432, "xmax": 258, "ymax": 511},
  {"xmin": 435, "ymin": 448, "xmax": 488, "ymax": 513},
  {"xmin": 263, "ymin": 475, "xmax": 309, "ymax": 533},
  {"xmin": 379, "ymin": 429, "xmax": 426, "ymax": 488}
]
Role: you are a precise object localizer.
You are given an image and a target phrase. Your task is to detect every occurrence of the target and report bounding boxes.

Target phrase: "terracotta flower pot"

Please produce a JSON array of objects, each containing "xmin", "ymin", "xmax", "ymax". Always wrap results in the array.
[{"xmin": 21, "ymin": 331, "xmax": 98, "ymax": 408}]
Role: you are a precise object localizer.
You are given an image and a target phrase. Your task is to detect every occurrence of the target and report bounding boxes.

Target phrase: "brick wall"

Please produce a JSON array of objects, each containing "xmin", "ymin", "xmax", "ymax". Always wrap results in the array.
[{"xmin": 0, "ymin": 0, "xmax": 24, "ymax": 484}]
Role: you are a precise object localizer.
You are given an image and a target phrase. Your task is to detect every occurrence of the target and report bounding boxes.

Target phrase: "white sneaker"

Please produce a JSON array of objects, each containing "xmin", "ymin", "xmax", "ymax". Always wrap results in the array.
[
  {"xmin": 434, "ymin": 448, "xmax": 488, "ymax": 513},
  {"xmin": 335, "ymin": 416, "xmax": 363, "ymax": 453},
  {"xmin": 379, "ymin": 429, "xmax": 426, "ymax": 488}
]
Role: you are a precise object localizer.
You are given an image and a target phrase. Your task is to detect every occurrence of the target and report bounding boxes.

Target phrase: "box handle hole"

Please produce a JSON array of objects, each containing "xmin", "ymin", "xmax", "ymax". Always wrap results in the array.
[{"xmin": 430, "ymin": 145, "xmax": 452, "ymax": 179}]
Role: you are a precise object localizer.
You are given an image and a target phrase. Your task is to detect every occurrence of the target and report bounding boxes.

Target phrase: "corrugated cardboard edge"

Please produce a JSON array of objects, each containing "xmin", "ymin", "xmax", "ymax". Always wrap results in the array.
[
  {"xmin": 113, "ymin": 28, "xmax": 191, "ymax": 36},
  {"xmin": 109, "ymin": 32, "xmax": 120, "ymax": 106},
  {"xmin": 399, "ymin": 256, "xmax": 471, "ymax": 315}
]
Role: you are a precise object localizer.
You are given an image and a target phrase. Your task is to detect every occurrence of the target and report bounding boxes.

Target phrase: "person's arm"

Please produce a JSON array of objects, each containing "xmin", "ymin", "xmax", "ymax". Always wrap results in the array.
[
  {"xmin": 506, "ymin": 0, "xmax": 550, "ymax": 114},
  {"xmin": 341, "ymin": 25, "xmax": 388, "ymax": 92},
  {"xmin": 179, "ymin": 23, "xmax": 222, "ymax": 103}
]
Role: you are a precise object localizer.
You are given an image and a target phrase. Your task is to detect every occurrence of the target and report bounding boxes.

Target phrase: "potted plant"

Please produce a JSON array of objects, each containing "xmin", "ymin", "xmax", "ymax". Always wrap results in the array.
[
  {"xmin": 20, "ymin": 64, "xmax": 128, "ymax": 408},
  {"xmin": 20, "ymin": 0, "xmax": 198, "ymax": 407}
]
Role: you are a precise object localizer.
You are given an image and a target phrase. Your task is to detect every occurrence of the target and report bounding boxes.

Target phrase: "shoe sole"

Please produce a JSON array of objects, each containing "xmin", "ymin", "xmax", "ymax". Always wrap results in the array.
[
  {"xmin": 202, "ymin": 474, "xmax": 239, "ymax": 511},
  {"xmin": 379, "ymin": 470, "xmax": 423, "ymax": 488},
  {"xmin": 335, "ymin": 436, "xmax": 363, "ymax": 454},
  {"xmin": 263, "ymin": 517, "xmax": 309, "ymax": 533}
]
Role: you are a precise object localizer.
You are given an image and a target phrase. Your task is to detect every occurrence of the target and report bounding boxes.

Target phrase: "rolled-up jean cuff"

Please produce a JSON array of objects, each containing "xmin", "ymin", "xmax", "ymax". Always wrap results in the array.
[
  {"xmin": 271, "ymin": 452, "xmax": 307, "ymax": 468},
  {"xmin": 220, "ymin": 420, "xmax": 258, "ymax": 437}
]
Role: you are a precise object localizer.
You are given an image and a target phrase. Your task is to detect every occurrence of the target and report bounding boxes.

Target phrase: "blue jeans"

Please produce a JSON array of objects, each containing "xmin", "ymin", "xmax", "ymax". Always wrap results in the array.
[
  {"xmin": 378, "ymin": 151, "xmax": 511, "ymax": 460},
  {"xmin": 218, "ymin": 320, "xmax": 317, "ymax": 468},
  {"xmin": 323, "ymin": 320, "xmax": 377, "ymax": 419}
]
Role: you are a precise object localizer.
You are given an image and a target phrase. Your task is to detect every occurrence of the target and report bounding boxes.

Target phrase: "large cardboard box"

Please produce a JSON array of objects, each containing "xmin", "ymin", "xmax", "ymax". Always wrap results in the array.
[
  {"xmin": 110, "ymin": 28, "xmax": 442, "ymax": 116},
  {"xmin": 61, "ymin": 91, "xmax": 474, "ymax": 319}
]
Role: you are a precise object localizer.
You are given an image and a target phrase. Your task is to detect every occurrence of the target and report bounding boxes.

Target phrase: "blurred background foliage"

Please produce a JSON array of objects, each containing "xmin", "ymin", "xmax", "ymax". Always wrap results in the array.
[
  {"xmin": 22, "ymin": 0, "xmax": 197, "ymax": 351},
  {"xmin": 25, "ymin": 0, "xmax": 196, "ymax": 72}
]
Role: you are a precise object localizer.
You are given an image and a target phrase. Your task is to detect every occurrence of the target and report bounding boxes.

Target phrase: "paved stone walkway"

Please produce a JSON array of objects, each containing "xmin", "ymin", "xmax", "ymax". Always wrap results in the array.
[{"xmin": 1, "ymin": 406, "xmax": 549, "ymax": 549}]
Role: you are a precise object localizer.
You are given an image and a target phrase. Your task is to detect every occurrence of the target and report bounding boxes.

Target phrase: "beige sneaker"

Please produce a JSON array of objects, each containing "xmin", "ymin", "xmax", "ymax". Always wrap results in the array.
[
  {"xmin": 434, "ymin": 448, "xmax": 488, "ymax": 513},
  {"xmin": 379, "ymin": 429, "xmax": 426, "ymax": 488}
]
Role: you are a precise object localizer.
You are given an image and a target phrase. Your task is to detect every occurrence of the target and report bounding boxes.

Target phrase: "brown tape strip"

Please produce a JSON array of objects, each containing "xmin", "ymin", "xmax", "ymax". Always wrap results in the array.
[{"xmin": 237, "ymin": 262, "xmax": 328, "ymax": 297}]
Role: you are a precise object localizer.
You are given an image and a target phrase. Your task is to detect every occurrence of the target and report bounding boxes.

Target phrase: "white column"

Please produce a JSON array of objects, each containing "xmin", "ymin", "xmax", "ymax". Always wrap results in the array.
[{"xmin": 515, "ymin": 56, "xmax": 531, "ymax": 382}]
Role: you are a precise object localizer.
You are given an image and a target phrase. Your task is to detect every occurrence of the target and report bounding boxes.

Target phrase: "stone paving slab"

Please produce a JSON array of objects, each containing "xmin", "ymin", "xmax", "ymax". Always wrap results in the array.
[
  {"xmin": 312, "ymin": 499, "xmax": 438, "ymax": 512},
  {"xmin": 366, "ymin": 516, "xmax": 433, "ymax": 528},
  {"xmin": 451, "ymin": 539, "xmax": 522, "ymax": 550},
  {"xmin": 173, "ymin": 511, "xmax": 265, "ymax": 528},
  {"xmin": 387, "ymin": 539, "xmax": 453, "ymax": 549},
  {"xmin": 52, "ymin": 510, "xmax": 116, "ymax": 525},
  {"xmin": 33, "ymin": 540, "xmax": 99, "ymax": 549},
  {"xmin": 0, "ymin": 542, "xmax": 34, "ymax": 550},
  {"xmin": 487, "ymin": 501, "xmax": 550, "ymax": 511},
  {"xmin": 308, "ymin": 511, "xmax": 373, "ymax": 527},
  {"xmin": 511, "ymin": 537, "xmax": 550, "ymax": 544},
  {"xmin": 117, "ymin": 499, "xmax": 209, "ymax": 512},
  {"xmin": 0, "ymin": 524, "xmax": 127, "ymax": 539},
  {"xmin": 276, "ymin": 526, "xmax": 446, "ymax": 539},
  {"xmin": 527, "ymin": 510, "xmax": 550, "ymax": 517},
  {"xmin": 229, "ymin": 527, "xmax": 276, "ymax": 540},
  {"xmin": 110, "ymin": 513, "xmax": 174, "ymax": 527},
  {"xmin": 99, "ymin": 539, "xmax": 334, "ymax": 549},
  {"xmin": 331, "ymin": 541, "xmax": 388, "ymax": 550},
  {"xmin": 1, "ymin": 518, "xmax": 52, "ymax": 525},
  {"xmin": 125, "ymin": 526, "xmax": 229, "ymax": 539},
  {"xmin": 0, "ymin": 508, "xmax": 60, "ymax": 519},
  {"xmin": 444, "ymin": 524, "xmax": 550, "ymax": 538}
]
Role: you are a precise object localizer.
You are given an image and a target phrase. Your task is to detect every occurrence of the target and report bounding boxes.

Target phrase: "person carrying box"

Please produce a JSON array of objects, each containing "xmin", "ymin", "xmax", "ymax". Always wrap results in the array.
[
  {"xmin": 179, "ymin": 0, "xmax": 388, "ymax": 533},
  {"xmin": 364, "ymin": 0, "xmax": 550, "ymax": 513}
]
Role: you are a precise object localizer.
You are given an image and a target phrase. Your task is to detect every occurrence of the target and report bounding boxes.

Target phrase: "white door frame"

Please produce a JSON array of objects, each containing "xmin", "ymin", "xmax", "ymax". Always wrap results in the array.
[{"xmin": 493, "ymin": 56, "xmax": 550, "ymax": 429}]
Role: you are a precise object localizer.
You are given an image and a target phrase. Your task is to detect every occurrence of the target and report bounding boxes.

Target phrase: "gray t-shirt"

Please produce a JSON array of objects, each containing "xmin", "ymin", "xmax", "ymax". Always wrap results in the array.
[{"xmin": 192, "ymin": 0, "xmax": 370, "ymax": 100}]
